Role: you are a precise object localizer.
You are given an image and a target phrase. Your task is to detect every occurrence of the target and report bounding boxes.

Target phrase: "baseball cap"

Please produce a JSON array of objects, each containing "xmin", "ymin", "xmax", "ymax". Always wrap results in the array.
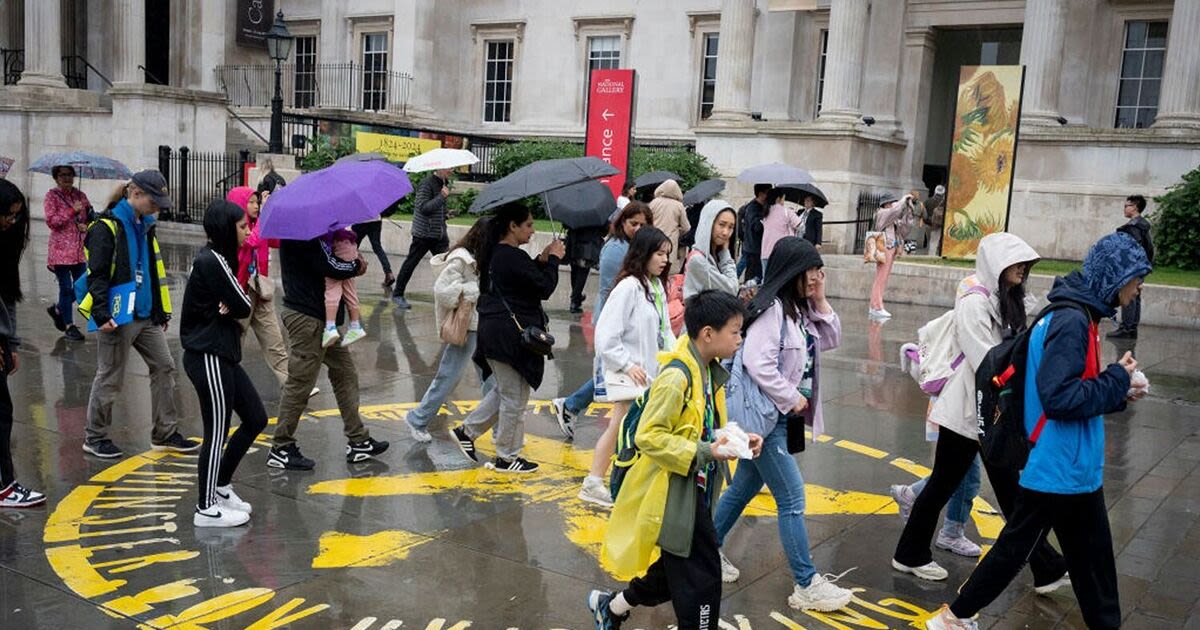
[{"xmin": 130, "ymin": 170, "xmax": 173, "ymax": 210}]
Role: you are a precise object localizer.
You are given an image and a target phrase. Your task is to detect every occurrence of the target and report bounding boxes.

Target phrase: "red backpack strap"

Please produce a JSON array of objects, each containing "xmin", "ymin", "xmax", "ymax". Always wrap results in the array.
[{"xmin": 1031, "ymin": 318, "xmax": 1102, "ymax": 445}]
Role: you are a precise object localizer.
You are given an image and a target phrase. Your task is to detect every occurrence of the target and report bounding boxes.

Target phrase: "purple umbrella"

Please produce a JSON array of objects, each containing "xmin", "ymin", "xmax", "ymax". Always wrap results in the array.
[{"xmin": 258, "ymin": 160, "xmax": 413, "ymax": 240}]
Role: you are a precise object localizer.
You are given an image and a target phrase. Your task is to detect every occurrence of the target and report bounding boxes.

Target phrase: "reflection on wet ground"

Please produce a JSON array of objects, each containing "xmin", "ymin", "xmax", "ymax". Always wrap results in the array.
[{"xmin": 4, "ymin": 230, "xmax": 1199, "ymax": 628}]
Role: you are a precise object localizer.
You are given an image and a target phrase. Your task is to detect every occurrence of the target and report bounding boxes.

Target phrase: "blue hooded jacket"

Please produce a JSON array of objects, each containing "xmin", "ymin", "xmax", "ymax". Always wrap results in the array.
[{"xmin": 1021, "ymin": 232, "xmax": 1151, "ymax": 494}]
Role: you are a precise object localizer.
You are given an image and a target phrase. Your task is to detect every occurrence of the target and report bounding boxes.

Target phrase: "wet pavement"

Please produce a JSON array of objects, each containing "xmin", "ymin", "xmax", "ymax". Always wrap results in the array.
[{"xmin": 3, "ymin": 228, "xmax": 1200, "ymax": 629}]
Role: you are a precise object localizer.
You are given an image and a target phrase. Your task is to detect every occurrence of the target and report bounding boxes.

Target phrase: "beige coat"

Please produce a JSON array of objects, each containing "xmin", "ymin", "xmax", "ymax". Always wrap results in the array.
[{"xmin": 648, "ymin": 180, "xmax": 689, "ymax": 265}]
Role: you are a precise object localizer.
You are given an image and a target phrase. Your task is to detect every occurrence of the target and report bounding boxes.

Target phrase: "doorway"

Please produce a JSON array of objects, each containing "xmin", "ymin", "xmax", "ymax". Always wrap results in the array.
[{"xmin": 144, "ymin": 0, "xmax": 169, "ymax": 85}]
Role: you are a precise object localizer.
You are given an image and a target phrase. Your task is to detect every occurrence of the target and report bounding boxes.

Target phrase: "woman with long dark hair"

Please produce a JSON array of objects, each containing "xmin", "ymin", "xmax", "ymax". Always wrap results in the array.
[
  {"xmin": 452, "ymin": 203, "xmax": 564, "ymax": 473},
  {"xmin": 0, "ymin": 180, "xmax": 45, "ymax": 508},
  {"xmin": 180, "ymin": 199, "xmax": 266, "ymax": 527},
  {"xmin": 891, "ymin": 233, "xmax": 1068, "ymax": 595},
  {"xmin": 406, "ymin": 218, "xmax": 495, "ymax": 441},
  {"xmin": 579, "ymin": 227, "xmax": 675, "ymax": 506}
]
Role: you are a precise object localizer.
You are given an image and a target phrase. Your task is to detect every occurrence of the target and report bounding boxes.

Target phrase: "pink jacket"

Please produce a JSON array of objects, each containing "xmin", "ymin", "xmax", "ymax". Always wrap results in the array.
[
  {"xmin": 45, "ymin": 187, "xmax": 89, "ymax": 267},
  {"xmin": 743, "ymin": 298, "xmax": 841, "ymax": 436},
  {"xmin": 760, "ymin": 203, "xmax": 803, "ymax": 261},
  {"xmin": 227, "ymin": 187, "xmax": 271, "ymax": 289}
]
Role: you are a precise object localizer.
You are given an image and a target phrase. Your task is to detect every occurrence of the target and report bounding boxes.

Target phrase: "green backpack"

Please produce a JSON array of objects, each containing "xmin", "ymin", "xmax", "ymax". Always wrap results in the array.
[{"xmin": 609, "ymin": 359, "xmax": 693, "ymax": 502}]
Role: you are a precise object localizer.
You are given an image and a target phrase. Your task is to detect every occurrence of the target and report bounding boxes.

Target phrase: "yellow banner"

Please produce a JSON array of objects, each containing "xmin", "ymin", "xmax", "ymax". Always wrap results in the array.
[{"xmin": 354, "ymin": 132, "xmax": 441, "ymax": 162}]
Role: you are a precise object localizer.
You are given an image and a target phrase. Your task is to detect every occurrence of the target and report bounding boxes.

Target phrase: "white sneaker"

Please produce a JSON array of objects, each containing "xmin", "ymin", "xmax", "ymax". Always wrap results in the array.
[
  {"xmin": 407, "ymin": 418, "xmax": 432, "ymax": 443},
  {"xmin": 340, "ymin": 327, "xmax": 366, "ymax": 346},
  {"xmin": 215, "ymin": 485, "xmax": 252, "ymax": 514},
  {"xmin": 321, "ymin": 328, "xmax": 340, "ymax": 348},
  {"xmin": 1034, "ymin": 572, "xmax": 1071, "ymax": 596},
  {"xmin": 578, "ymin": 476, "xmax": 613, "ymax": 508},
  {"xmin": 936, "ymin": 530, "xmax": 982, "ymax": 557},
  {"xmin": 868, "ymin": 308, "xmax": 893, "ymax": 319},
  {"xmin": 719, "ymin": 550, "xmax": 740, "ymax": 583},
  {"xmin": 552, "ymin": 397, "xmax": 575, "ymax": 440},
  {"xmin": 892, "ymin": 558, "xmax": 949, "ymax": 581},
  {"xmin": 788, "ymin": 570, "xmax": 855, "ymax": 612},
  {"xmin": 925, "ymin": 604, "xmax": 979, "ymax": 630},
  {"xmin": 309, "ymin": 386, "xmax": 320, "ymax": 398},
  {"xmin": 890, "ymin": 484, "xmax": 915, "ymax": 521},
  {"xmin": 194, "ymin": 507, "xmax": 250, "ymax": 528}
]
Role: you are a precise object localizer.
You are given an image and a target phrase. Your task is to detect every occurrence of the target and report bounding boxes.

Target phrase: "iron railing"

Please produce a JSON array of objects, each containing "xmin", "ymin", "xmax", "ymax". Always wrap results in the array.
[
  {"xmin": 1, "ymin": 48, "xmax": 22, "ymax": 85},
  {"xmin": 157, "ymin": 146, "xmax": 251, "ymax": 223},
  {"xmin": 215, "ymin": 63, "xmax": 414, "ymax": 115},
  {"xmin": 1, "ymin": 50, "xmax": 114, "ymax": 90}
]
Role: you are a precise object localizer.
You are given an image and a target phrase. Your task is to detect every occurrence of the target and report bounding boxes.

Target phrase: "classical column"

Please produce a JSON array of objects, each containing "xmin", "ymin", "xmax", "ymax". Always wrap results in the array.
[
  {"xmin": 1153, "ymin": 0, "xmax": 1200, "ymax": 129},
  {"xmin": 708, "ymin": 0, "xmax": 756, "ymax": 121},
  {"xmin": 16, "ymin": 0, "xmax": 67, "ymax": 88},
  {"xmin": 111, "ymin": 0, "xmax": 145, "ymax": 84},
  {"xmin": 1018, "ymin": 0, "xmax": 1067, "ymax": 126},
  {"xmin": 817, "ymin": 0, "xmax": 869, "ymax": 124}
]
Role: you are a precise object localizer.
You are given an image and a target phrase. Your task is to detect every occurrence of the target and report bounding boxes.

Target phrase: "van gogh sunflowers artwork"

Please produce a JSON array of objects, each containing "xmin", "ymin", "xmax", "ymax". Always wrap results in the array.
[{"xmin": 942, "ymin": 66, "xmax": 1025, "ymax": 258}]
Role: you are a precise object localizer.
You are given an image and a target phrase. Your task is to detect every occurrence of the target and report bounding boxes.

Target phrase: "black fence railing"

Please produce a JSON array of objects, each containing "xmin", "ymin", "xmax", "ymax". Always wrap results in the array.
[
  {"xmin": 1, "ymin": 49, "xmax": 111, "ymax": 89},
  {"xmin": 1, "ymin": 49, "xmax": 22, "ymax": 85},
  {"xmin": 157, "ymin": 146, "xmax": 251, "ymax": 223},
  {"xmin": 216, "ymin": 63, "xmax": 414, "ymax": 115}
]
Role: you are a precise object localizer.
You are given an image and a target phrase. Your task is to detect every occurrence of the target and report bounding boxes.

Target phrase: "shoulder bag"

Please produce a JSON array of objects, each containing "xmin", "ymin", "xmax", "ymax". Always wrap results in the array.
[{"xmin": 493, "ymin": 284, "xmax": 555, "ymax": 357}]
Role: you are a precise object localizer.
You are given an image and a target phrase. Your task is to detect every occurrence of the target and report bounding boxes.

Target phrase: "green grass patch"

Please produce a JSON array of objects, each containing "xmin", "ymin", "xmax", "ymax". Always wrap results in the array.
[
  {"xmin": 906, "ymin": 257, "xmax": 1200, "ymax": 289},
  {"xmin": 389, "ymin": 212, "xmax": 563, "ymax": 234}
]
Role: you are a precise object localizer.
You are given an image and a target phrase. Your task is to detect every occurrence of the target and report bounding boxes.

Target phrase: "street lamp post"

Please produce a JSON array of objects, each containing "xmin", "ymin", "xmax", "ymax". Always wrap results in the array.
[{"xmin": 265, "ymin": 10, "xmax": 294, "ymax": 154}]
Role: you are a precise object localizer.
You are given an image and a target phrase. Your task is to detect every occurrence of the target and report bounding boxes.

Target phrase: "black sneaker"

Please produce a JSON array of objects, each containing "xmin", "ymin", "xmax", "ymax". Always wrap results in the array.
[
  {"xmin": 587, "ymin": 590, "xmax": 628, "ymax": 629},
  {"xmin": 486, "ymin": 457, "xmax": 539, "ymax": 473},
  {"xmin": 1107, "ymin": 328, "xmax": 1137, "ymax": 340},
  {"xmin": 152, "ymin": 433, "xmax": 201, "ymax": 453},
  {"xmin": 0, "ymin": 482, "xmax": 47, "ymax": 508},
  {"xmin": 569, "ymin": 303, "xmax": 584, "ymax": 314},
  {"xmin": 346, "ymin": 437, "xmax": 390, "ymax": 463},
  {"xmin": 82, "ymin": 440, "xmax": 124, "ymax": 459},
  {"xmin": 452, "ymin": 425, "xmax": 477, "ymax": 462},
  {"xmin": 267, "ymin": 444, "xmax": 315, "ymax": 470},
  {"xmin": 47, "ymin": 305, "xmax": 65, "ymax": 332},
  {"xmin": 64, "ymin": 325, "xmax": 85, "ymax": 342}
]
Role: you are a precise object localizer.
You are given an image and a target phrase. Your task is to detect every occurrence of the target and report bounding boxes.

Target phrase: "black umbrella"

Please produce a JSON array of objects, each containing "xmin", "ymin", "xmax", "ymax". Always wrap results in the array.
[
  {"xmin": 682, "ymin": 178, "xmax": 726, "ymax": 206},
  {"xmin": 633, "ymin": 170, "xmax": 681, "ymax": 192},
  {"xmin": 470, "ymin": 156, "xmax": 619, "ymax": 214},
  {"xmin": 777, "ymin": 182, "xmax": 828, "ymax": 208},
  {"xmin": 543, "ymin": 179, "xmax": 617, "ymax": 229}
]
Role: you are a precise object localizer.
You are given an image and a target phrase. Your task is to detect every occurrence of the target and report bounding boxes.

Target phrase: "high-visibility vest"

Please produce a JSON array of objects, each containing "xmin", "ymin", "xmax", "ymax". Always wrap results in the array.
[{"xmin": 76, "ymin": 217, "xmax": 172, "ymax": 322}]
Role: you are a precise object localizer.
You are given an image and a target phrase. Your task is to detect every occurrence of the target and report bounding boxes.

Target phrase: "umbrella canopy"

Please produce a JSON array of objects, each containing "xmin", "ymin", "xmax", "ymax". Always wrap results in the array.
[
  {"xmin": 633, "ymin": 170, "xmax": 681, "ymax": 191},
  {"xmin": 335, "ymin": 152, "xmax": 389, "ymax": 164},
  {"xmin": 403, "ymin": 148, "xmax": 479, "ymax": 173},
  {"xmin": 29, "ymin": 151, "xmax": 132, "ymax": 180},
  {"xmin": 470, "ymin": 156, "xmax": 618, "ymax": 214},
  {"xmin": 258, "ymin": 160, "xmax": 413, "ymax": 240},
  {"xmin": 543, "ymin": 179, "xmax": 617, "ymax": 229},
  {"xmin": 736, "ymin": 162, "xmax": 813, "ymax": 186},
  {"xmin": 682, "ymin": 178, "xmax": 726, "ymax": 206},
  {"xmin": 777, "ymin": 182, "xmax": 828, "ymax": 207}
]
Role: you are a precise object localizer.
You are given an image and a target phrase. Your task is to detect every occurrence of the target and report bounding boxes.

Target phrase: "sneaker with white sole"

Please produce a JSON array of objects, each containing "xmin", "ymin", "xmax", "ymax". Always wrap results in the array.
[
  {"xmin": 892, "ymin": 558, "xmax": 949, "ymax": 581},
  {"xmin": 485, "ymin": 457, "xmax": 539, "ymax": 473},
  {"xmin": 719, "ymin": 550, "xmax": 740, "ymax": 583},
  {"xmin": 586, "ymin": 590, "xmax": 628, "ymax": 629},
  {"xmin": 267, "ymin": 443, "xmax": 315, "ymax": 470},
  {"xmin": 346, "ymin": 437, "xmax": 390, "ymax": 463},
  {"xmin": 215, "ymin": 485, "xmax": 251, "ymax": 514},
  {"xmin": 1034, "ymin": 572, "xmax": 1071, "ymax": 596},
  {"xmin": 82, "ymin": 439, "xmax": 124, "ymax": 459},
  {"xmin": 552, "ymin": 397, "xmax": 576, "ymax": 440},
  {"xmin": 0, "ymin": 482, "xmax": 46, "ymax": 508},
  {"xmin": 890, "ymin": 484, "xmax": 916, "ymax": 521},
  {"xmin": 925, "ymin": 604, "xmax": 979, "ymax": 630},
  {"xmin": 194, "ymin": 506, "xmax": 250, "ymax": 528},
  {"xmin": 322, "ymin": 327, "xmax": 340, "ymax": 348},
  {"xmin": 151, "ymin": 432, "xmax": 201, "ymax": 453},
  {"xmin": 869, "ymin": 307, "xmax": 893, "ymax": 319},
  {"xmin": 309, "ymin": 386, "xmax": 320, "ymax": 398},
  {"xmin": 406, "ymin": 417, "xmax": 432, "ymax": 443},
  {"xmin": 936, "ymin": 529, "xmax": 982, "ymax": 558},
  {"xmin": 453, "ymin": 425, "xmax": 477, "ymax": 462},
  {"xmin": 578, "ymin": 476, "xmax": 613, "ymax": 507},
  {"xmin": 340, "ymin": 327, "xmax": 366, "ymax": 346},
  {"xmin": 789, "ymin": 570, "xmax": 855, "ymax": 612}
]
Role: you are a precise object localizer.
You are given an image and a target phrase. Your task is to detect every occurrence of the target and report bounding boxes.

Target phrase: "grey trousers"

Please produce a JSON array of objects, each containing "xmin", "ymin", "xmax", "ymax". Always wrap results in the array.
[
  {"xmin": 85, "ymin": 318, "xmax": 180, "ymax": 445},
  {"xmin": 461, "ymin": 359, "xmax": 530, "ymax": 461}
]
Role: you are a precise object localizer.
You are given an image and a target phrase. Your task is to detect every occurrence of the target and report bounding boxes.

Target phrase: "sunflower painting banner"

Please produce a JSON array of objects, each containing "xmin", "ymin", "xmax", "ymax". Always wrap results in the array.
[{"xmin": 942, "ymin": 65, "xmax": 1025, "ymax": 258}]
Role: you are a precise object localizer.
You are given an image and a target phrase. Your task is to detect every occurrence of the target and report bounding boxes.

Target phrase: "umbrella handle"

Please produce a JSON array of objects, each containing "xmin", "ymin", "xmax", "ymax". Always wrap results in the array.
[{"xmin": 541, "ymin": 192, "xmax": 562, "ymax": 240}]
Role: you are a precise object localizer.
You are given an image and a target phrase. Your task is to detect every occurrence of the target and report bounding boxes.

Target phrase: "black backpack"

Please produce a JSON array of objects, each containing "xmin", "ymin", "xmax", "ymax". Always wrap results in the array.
[{"xmin": 975, "ymin": 301, "xmax": 1086, "ymax": 471}]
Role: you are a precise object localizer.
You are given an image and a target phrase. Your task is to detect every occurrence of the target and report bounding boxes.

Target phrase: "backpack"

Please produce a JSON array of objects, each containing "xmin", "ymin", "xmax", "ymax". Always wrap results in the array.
[
  {"xmin": 609, "ymin": 358, "xmax": 692, "ymax": 502},
  {"xmin": 666, "ymin": 250, "xmax": 703, "ymax": 337},
  {"xmin": 904, "ymin": 284, "xmax": 990, "ymax": 395},
  {"xmin": 723, "ymin": 311, "xmax": 789, "ymax": 437},
  {"xmin": 975, "ymin": 301, "xmax": 1090, "ymax": 470}
]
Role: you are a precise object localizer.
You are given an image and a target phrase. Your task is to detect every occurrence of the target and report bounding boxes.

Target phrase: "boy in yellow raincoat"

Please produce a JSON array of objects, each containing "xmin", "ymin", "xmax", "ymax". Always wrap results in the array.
[{"xmin": 588, "ymin": 290, "xmax": 763, "ymax": 629}]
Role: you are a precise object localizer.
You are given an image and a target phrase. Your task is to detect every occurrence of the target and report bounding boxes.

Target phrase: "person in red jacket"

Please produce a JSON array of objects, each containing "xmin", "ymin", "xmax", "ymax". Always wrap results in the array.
[{"xmin": 44, "ymin": 164, "xmax": 91, "ymax": 342}]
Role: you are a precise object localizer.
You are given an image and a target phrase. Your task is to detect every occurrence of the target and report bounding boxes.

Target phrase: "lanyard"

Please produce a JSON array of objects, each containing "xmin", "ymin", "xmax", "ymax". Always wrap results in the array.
[
  {"xmin": 650, "ymin": 278, "xmax": 670, "ymax": 349},
  {"xmin": 132, "ymin": 220, "xmax": 147, "ymax": 287}
]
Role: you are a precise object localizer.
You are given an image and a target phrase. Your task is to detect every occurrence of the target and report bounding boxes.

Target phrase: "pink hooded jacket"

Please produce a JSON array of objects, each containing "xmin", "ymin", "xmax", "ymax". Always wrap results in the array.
[{"xmin": 227, "ymin": 186, "xmax": 272, "ymax": 288}]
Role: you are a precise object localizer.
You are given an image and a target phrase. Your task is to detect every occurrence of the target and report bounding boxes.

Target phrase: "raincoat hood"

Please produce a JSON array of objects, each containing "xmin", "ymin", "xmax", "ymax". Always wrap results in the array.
[
  {"xmin": 745, "ymin": 237, "xmax": 822, "ymax": 327},
  {"xmin": 1047, "ymin": 232, "xmax": 1151, "ymax": 318},
  {"xmin": 693, "ymin": 200, "xmax": 734, "ymax": 259},
  {"xmin": 654, "ymin": 179, "xmax": 684, "ymax": 202},
  {"xmin": 225, "ymin": 186, "xmax": 254, "ymax": 211},
  {"xmin": 431, "ymin": 246, "xmax": 476, "ymax": 272},
  {"xmin": 973, "ymin": 232, "xmax": 1040, "ymax": 295}
]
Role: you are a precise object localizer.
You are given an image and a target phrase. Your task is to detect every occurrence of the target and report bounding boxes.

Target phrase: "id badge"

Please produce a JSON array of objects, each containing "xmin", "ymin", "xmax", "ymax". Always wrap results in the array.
[{"xmin": 135, "ymin": 270, "xmax": 144, "ymax": 287}]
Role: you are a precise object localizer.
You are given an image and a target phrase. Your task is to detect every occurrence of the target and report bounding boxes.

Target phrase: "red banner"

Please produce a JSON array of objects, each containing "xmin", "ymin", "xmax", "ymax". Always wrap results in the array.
[{"xmin": 585, "ymin": 69, "xmax": 635, "ymax": 198}]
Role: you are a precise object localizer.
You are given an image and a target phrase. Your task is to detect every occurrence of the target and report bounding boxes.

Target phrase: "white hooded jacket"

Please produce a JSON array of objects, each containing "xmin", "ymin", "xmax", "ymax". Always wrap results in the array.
[
  {"xmin": 430, "ymin": 247, "xmax": 481, "ymax": 331},
  {"xmin": 683, "ymin": 199, "xmax": 739, "ymax": 298},
  {"xmin": 928, "ymin": 232, "xmax": 1040, "ymax": 439}
]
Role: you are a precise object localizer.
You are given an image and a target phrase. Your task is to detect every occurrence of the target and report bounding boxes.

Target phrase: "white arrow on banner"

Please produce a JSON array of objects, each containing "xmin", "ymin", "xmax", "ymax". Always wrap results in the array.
[{"xmin": 601, "ymin": 109, "xmax": 615, "ymax": 121}]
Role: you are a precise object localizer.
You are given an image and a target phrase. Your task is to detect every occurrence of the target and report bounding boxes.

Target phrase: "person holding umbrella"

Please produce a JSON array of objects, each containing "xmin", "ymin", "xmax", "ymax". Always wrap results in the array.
[
  {"xmin": 392, "ymin": 167, "xmax": 453, "ymax": 310},
  {"xmin": 44, "ymin": 164, "xmax": 91, "ymax": 342}
]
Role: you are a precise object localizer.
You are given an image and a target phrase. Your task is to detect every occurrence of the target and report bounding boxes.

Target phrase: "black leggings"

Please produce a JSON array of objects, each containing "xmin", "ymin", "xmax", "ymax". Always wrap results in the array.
[
  {"xmin": 183, "ymin": 351, "xmax": 268, "ymax": 511},
  {"xmin": 0, "ymin": 372, "xmax": 13, "ymax": 487},
  {"xmin": 894, "ymin": 428, "xmax": 1067, "ymax": 585},
  {"xmin": 569, "ymin": 263, "xmax": 590, "ymax": 306}
]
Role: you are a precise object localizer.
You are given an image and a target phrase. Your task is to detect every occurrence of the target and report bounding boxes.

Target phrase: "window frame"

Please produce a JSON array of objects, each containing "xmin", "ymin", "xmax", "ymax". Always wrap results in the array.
[
  {"xmin": 360, "ymin": 30, "xmax": 390, "ymax": 112},
  {"xmin": 815, "ymin": 29, "xmax": 829, "ymax": 118},
  {"xmin": 698, "ymin": 32, "xmax": 719, "ymax": 121},
  {"xmin": 1113, "ymin": 19, "xmax": 1169, "ymax": 129},
  {"xmin": 292, "ymin": 34, "xmax": 318, "ymax": 109},
  {"xmin": 482, "ymin": 38, "xmax": 516, "ymax": 123}
]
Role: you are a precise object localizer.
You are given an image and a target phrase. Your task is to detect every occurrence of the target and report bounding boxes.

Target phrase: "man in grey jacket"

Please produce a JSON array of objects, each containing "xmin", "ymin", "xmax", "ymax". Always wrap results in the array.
[{"xmin": 392, "ymin": 168, "xmax": 451, "ymax": 310}]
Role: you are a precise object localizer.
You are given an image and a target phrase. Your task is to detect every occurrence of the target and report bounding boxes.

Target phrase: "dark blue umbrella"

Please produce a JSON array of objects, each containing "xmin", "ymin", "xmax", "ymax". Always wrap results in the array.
[{"xmin": 29, "ymin": 151, "xmax": 132, "ymax": 180}]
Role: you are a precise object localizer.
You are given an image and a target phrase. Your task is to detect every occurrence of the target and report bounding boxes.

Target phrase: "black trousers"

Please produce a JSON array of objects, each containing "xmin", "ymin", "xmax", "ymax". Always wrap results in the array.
[
  {"xmin": 743, "ymin": 254, "xmax": 762, "ymax": 284},
  {"xmin": 352, "ymin": 221, "xmax": 392, "ymax": 276},
  {"xmin": 894, "ymin": 428, "xmax": 1066, "ymax": 585},
  {"xmin": 623, "ymin": 490, "xmax": 722, "ymax": 629},
  {"xmin": 183, "ymin": 351, "xmax": 268, "ymax": 512},
  {"xmin": 569, "ymin": 263, "xmax": 590, "ymax": 307},
  {"xmin": 952, "ymin": 487, "xmax": 1120, "ymax": 629},
  {"xmin": 0, "ymin": 372, "xmax": 13, "ymax": 487},
  {"xmin": 1119, "ymin": 294, "xmax": 1141, "ymax": 332},
  {"xmin": 393, "ymin": 235, "xmax": 449, "ymax": 298}
]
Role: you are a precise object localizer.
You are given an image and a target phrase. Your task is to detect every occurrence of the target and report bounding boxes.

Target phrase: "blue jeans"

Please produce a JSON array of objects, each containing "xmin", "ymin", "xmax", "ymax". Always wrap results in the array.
[
  {"xmin": 407, "ymin": 332, "xmax": 494, "ymax": 429},
  {"xmin": 52, "ymin": 263, "xmax": 86, "ymax": 328},
  {"xmin": 714, "ymin": 420, "xmax": 817, "ymax": 587},
  {"xmin": 563, "ymin": 378, "xmax": 595, "ymax": 415},
  {"xmin": 911, "ymin": 453, "xmax": 981, "ymax": 530}
]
